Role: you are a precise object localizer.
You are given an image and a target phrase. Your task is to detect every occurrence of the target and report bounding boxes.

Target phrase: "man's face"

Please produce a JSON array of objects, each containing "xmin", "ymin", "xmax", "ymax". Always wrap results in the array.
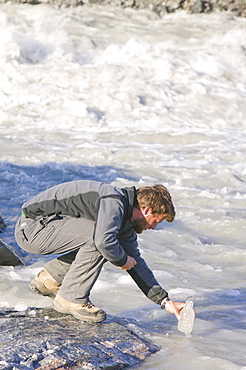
[{"xmin": 133, "ymin": 207, "xmax": 167, "ymax": 234}]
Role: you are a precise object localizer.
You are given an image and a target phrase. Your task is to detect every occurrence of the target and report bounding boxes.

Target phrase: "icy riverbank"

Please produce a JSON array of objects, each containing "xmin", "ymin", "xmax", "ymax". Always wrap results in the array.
[{"xmin": 1, "ymin": 0, "xmax": 245, "ymax": 17}]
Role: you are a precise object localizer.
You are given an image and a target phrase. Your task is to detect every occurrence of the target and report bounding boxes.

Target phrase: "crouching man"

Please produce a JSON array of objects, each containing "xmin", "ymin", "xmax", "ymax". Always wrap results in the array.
[{"xmin": 15, "ymin": 180, "xmax": 184, "ymax": 322}]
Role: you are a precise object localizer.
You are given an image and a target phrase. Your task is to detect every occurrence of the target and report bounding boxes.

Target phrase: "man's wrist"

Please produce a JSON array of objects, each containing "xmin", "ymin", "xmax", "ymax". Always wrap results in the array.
[{"xmin": 161, "ymin": 297, "xmax": 170, "ymax": 309}]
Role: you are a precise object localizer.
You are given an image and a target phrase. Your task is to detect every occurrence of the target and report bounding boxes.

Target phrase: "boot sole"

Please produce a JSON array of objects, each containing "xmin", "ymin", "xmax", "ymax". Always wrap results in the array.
[{"xmin": 53, "ymin": 300, "xmax": 106, "ymax": 323}]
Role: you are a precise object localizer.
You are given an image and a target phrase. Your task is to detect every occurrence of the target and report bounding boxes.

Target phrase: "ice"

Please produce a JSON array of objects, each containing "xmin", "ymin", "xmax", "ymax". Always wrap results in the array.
[{"xmin": 15, "ymin": 302, "xmax": 28, "ymax": 311}]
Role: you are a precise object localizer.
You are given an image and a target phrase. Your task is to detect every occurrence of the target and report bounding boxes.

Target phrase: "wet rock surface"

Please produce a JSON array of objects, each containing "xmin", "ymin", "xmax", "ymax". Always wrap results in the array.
[{"xmin": 0, "ymin": 307, "xmax": 158, "ymax": 369}]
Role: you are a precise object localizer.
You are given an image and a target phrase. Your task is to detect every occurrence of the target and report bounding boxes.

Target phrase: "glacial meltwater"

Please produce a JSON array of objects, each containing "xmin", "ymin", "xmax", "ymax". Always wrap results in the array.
[{"xmin": 0, "ymin": 3, "xmax": 246, "ymax": 369}]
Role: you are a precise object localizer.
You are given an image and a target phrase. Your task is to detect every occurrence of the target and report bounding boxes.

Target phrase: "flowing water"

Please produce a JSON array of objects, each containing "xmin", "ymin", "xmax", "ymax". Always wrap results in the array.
[{"xmin": 0, "ymin": 3, "xmax": 246, "ymax": 369}]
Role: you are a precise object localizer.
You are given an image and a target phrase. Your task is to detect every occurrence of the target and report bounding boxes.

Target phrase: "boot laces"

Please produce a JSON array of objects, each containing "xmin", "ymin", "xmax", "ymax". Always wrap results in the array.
[{"xmin": 82, "ymin": 302, "xmax": 95, "ymax": 309}]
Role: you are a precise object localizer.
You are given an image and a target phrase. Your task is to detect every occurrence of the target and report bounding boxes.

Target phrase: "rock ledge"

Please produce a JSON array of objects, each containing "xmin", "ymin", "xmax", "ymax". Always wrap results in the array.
[{"xmin": 0, "ymin": 308, "xmax": 158, "ymax": 369}]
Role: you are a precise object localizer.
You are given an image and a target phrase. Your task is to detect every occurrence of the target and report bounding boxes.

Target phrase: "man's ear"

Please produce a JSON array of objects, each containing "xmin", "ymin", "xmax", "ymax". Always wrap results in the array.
[{"xmin": 141, "ymin": 207, "xmax": 152, "ymax": 215}]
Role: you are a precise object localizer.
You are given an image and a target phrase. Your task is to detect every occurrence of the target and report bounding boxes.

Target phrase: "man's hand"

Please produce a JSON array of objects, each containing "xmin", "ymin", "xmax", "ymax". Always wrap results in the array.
[
  {"xmin": 120, "ymin": 255, "xmax": 137, "ymax": 271},
  {"xmin": 165, "ymin": 300, "xmax": 185, "ymax": 320}
]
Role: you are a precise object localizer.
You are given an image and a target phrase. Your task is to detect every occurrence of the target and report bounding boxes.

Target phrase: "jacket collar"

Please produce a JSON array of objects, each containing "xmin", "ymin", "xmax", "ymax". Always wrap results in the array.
[{"xmin": 122, "ymin": 186, "xmax": 136, "ymax": 220}]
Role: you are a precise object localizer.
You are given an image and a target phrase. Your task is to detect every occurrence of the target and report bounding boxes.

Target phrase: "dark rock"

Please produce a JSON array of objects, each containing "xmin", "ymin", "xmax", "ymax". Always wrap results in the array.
[
  {"xmin": 0, "ymin": 215, "xmax": 23, "ymax": 266},
  {"xmin": 0, "ymin": 215, "xmax": 6, "ymax": 231},
  {"xmin": 0, "ymin": 308, "xmax": 159, "ymax": 369},
  {"xmin": 0, "ymin": 239, "xmax": 24, "ymax": 266},
  {"xmin": 191, "ymin": 0, "xmax": 204, "ymax": 13}
]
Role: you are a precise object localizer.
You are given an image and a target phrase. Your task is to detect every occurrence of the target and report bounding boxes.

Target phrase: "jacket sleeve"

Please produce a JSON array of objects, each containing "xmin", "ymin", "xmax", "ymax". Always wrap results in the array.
[
  {"xmin": 119, "ymin": 232, "xmax": 168, "ymax": 305},
  {"xmin": 127, "ymin": 256, "xmax": 169, "ymax": 305},
  {"xmin": 93, "ymin": 196, "xmax": 128, "ymax": 266}
]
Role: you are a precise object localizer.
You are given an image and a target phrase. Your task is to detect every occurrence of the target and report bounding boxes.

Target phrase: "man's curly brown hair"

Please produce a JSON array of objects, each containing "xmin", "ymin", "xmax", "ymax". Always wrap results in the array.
[{"xmin": 134, "ymin": 184, "xmax": 175, "ymax": 222}]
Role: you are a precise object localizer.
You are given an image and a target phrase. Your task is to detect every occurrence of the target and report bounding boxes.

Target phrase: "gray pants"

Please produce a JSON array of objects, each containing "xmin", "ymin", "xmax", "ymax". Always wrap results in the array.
[{"xmin": 15, "ymin": 215, "xmax": 107, "ymax": 304}]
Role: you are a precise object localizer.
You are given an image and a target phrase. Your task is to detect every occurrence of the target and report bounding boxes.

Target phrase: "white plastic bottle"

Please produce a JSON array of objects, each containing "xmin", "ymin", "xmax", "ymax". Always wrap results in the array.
[{"xmin": 177, "ymin": 299, "xmax": 195, "ymax": 334}]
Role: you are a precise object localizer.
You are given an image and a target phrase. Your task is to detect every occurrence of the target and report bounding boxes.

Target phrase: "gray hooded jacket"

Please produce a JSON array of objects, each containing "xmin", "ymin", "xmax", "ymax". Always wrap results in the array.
[{"xmin": 22, "ymin": 180, "xmax": 168, "ymax": 305}]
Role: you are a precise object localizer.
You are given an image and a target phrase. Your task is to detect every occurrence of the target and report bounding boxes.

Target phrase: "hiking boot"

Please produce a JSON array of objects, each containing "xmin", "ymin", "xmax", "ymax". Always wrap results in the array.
[
  {"xmin": 53, "ymin": 293, "xmax": 106, "ymax": 323},
  {"xmin": 29, "ymin": 268, "xmax": 61, "ymax": 299}
]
